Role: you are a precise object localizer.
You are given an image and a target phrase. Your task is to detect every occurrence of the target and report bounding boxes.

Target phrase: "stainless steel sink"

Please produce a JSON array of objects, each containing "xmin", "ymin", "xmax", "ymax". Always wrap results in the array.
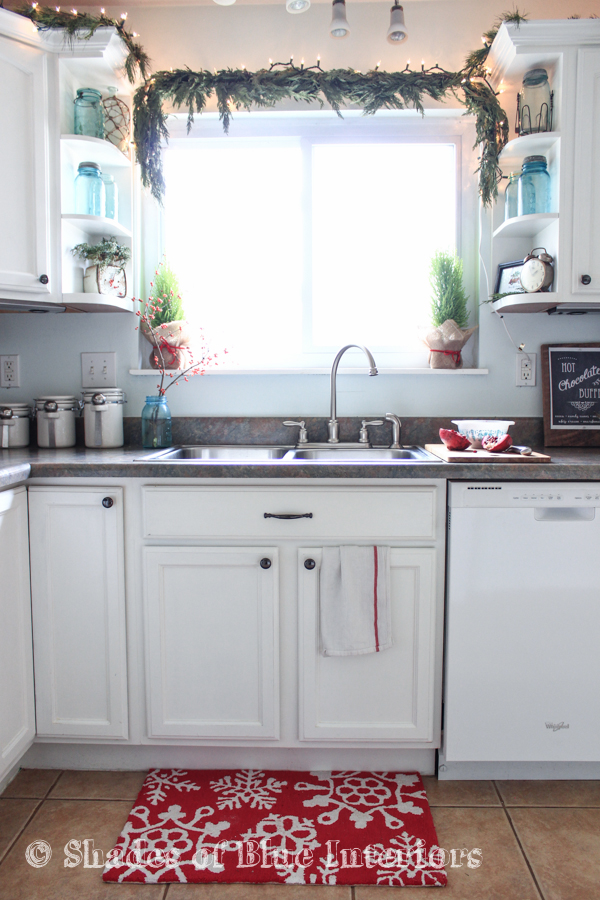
[
  {"xmin": 284, "ymin": 446, "xmax": 437, "ymax": 462},
  {"xmin": 138, "ymin": 445, "xmax": 292, "ymax": 461}
]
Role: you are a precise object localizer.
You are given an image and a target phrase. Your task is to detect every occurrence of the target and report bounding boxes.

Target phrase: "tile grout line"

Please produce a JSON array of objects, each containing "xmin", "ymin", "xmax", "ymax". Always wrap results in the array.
[
  {"xmin": 0, "ymin": 769, "xmax": 65, "ymax": 868},
  {"xmin": 492, "ymin": 781, "xmax": 547, "ymax": 900}
]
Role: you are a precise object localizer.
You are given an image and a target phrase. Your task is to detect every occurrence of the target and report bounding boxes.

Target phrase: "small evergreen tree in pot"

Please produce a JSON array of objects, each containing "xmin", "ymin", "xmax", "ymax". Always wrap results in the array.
[
  {"xmin": 139, "ymin": 257, "xmax": 193, "ymax": 369},
  {"xmin": 420, "ymin": 251, "xmax": 477, "ymax": 369}
]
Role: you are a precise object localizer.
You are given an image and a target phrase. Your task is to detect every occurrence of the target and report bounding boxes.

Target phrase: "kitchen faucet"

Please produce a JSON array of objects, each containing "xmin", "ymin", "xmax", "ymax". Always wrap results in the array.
[{"xmin": 328, "ymin": 344, "xmax": 378, "ymax": 443}]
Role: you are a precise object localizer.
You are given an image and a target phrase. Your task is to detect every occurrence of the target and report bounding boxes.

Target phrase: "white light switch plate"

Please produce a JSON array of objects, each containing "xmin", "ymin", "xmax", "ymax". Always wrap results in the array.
[{"xmin": 81, "ymin": 352, "xmax": 117, "ymax": 388}]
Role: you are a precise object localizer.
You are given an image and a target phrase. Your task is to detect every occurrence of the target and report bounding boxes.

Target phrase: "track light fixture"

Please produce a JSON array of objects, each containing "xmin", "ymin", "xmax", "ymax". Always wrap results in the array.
[
  {"xmin": 387, "ymin": 0, "xmax": 407, "ymax": 43},
  {"xmin": 330, "ymin": 0, "xmax": 350, "ymax": 38},
  {"xmin": 286, "ymin": 0, "xmax": 310, "ymax": 13}
]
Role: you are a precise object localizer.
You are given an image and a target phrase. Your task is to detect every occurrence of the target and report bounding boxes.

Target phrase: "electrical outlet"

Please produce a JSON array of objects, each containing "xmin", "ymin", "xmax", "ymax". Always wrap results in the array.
[
  {"xmin": 516, "ymin": 352, "xmax": 536, "ymax": 387},
  {"xmin": 0, "ymin": 355, "xmax": 20, "ymax": 388},
  {"xmin": 81, "ymin": 352, "xmax": 117, "ymax": 389}
]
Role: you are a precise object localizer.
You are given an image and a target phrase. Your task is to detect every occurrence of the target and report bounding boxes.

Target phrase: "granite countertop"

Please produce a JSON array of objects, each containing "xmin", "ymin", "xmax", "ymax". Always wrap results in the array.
[{"xmin": 3, "ymin": 444, "xmax": 600, "ymax": 487}]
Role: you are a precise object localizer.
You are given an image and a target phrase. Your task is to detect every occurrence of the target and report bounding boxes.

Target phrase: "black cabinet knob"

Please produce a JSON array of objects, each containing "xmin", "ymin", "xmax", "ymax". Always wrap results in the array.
[
  {"xmin": 39, "ymin": 274, "xmax": 49, "ymax": 285},
  {"xmin": 581, "ymin": 275, "xmax": 592, "ymax": 285},
  {"xmin": 260, "ymin": 558, "xmax": 271, "ymax": 569},
  {"xmin": 304, "ymin": 558, "xmax": 316, "ymax": 570},
  {"xmin": 102, "ymin": 497, "xmax": 114, "ymax": 508}
]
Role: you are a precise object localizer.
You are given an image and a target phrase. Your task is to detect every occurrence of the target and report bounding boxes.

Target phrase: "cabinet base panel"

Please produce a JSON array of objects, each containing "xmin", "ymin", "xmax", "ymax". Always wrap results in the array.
[
  {"xmin": 21, "ymin": 743, "xmax": 436, "ymax": 775},
  {"xmin": 438, "ymin": 757, "xmax": 600, "ymax": 780}
]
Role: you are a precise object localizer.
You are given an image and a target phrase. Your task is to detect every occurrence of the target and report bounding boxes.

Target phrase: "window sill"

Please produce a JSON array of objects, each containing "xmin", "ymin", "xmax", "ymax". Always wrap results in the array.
[{"xmin": 129, "ymin": 368, "xmax": 489, "ymax": 376}]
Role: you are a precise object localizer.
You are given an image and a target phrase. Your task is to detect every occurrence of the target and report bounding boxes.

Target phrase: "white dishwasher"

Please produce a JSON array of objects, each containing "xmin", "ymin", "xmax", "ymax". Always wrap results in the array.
[{"xmin": 441, "ymin": 481, "xmax": 600, "ymax": 778}]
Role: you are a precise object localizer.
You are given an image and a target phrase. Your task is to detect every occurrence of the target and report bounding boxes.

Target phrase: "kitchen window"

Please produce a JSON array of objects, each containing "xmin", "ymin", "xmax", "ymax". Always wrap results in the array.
[{"xmin": 155, "ymin": 110, "xmax": 478, "ymax": 370}]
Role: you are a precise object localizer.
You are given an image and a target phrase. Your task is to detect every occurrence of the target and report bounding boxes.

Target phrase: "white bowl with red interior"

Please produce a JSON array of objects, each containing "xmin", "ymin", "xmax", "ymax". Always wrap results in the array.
[{"xmin": 451, "ymin": 420, "xmax": 515, "ymax": 449}]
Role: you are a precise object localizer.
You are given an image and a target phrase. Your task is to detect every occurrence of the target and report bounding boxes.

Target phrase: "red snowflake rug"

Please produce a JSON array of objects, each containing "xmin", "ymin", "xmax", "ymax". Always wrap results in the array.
[{"xmin": 103, "ymin": 769, "xmax": 447, "ymax": 887}]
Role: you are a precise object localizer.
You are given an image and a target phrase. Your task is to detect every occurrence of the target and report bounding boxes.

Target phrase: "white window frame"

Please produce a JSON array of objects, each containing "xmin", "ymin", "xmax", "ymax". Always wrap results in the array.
[{"xmin": 142, "ymin": 108, "xmax": 480, "ymax": 372}]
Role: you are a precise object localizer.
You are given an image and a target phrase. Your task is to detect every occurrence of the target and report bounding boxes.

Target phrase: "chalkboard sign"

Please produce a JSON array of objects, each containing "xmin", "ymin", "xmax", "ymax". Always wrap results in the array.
[{"xmin": 542, "ymin": 344, "xmax": 600, "ymax": 446}]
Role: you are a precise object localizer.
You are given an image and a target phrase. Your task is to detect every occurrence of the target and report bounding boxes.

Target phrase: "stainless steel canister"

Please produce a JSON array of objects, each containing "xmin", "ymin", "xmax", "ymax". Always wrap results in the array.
[{"xmin": 82, "ymin": 389, "xmax": 125, "ymax": 448}]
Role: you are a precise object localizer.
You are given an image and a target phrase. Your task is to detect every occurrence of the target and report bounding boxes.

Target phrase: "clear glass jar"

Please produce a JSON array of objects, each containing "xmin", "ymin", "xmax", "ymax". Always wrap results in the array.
[
  {"xmin": 518, "ymin": 155, "xmax": 550, "ymax": 216},
  {"xmin": 73, "ymin": 88, "xmax": 104, "ymax": 139},
  {"xmin": 141, "ymin": 395, "xmax": 172, "ymax": 449},
  {"xmin": 74, "ymin": 162, "xmax": 105, "ymax": 217},
  {"xmin": 504, "ymin": 171, "xmax": 520, "ymax": 220},
  {"xmin": 102, "ymin": 174, "xmax": 118, "ymax": 220},
  {"xmin": 519, "ymin": 68, "xmax": 552, "ymax": 134}
]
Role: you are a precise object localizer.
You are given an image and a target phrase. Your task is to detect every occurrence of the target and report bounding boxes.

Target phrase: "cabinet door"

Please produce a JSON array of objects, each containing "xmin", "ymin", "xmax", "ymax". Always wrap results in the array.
[
  {"xmin": 572, "ymin": 48, "xmax": 600, "ymax": 295},
  {"xmin": 299, "ymin": 547, "xmax": 438, "ymax": 743},
  {"xmin": 29, "ymin": 488, "xmax": 128, "ymax": 739},
  {"xmin": 0, "ymin": 488, "xmax": 35, "ymax": 782},
  {"xmin": 0, "ymin": 24, "xmax": 54, "ymax": 301},
  {"xmin": 144, "ymin": 547, "xmax": 279, "ymax": 740}
]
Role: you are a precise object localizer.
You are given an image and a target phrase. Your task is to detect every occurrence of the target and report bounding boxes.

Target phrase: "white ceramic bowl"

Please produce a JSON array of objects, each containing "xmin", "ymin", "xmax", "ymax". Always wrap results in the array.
[{"xmin": 452, "ymin": 420, "xmax": 515, "ymax": 449}]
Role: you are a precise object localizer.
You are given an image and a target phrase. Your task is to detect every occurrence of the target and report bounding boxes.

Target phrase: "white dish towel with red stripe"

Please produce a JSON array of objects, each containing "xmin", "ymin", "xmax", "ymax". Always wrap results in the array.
[{"xmin": 320, "ymin": 546, "xmax": 392, "ymax": 656}]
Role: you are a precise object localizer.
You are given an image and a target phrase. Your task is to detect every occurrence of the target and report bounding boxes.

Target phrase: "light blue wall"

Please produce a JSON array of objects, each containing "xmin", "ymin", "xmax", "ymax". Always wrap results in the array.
[{"xmin": 0, "ymin": 309, "xmax": 597, "ymax": 417}]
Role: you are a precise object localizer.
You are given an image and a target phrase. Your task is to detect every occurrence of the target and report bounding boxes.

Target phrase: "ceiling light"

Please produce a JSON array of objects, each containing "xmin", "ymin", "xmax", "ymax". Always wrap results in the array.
[
  {"xmin": 387, "ymin": 0, "xmax": 407, "ymax": 43},
  {"xmin": 330, "ymin": 0, "xmax": 350, "ymax": 38},
  {"xmin": 286, "ymin": 0, "xmax": 310, "ymax": 13},
  {"xmin": 213, "ymin": 0, "xmax": 236, "ymax": 6}
]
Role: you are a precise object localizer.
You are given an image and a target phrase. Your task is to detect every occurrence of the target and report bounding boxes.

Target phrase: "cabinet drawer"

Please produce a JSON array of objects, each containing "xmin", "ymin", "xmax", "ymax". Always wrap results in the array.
[{"xmin": 143, "ymin": 486, "xmax": 436, "ymax": 540}]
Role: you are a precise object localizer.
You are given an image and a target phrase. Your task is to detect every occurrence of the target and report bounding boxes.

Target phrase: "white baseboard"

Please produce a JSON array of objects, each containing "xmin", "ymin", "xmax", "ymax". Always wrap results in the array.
[
  {"xmin": 437, "ymin": 757, "xmax": 600, "ymax": 780},
  {"xmin": 21, "ymin": 743, "xmax": 437, "ymax": 774}
]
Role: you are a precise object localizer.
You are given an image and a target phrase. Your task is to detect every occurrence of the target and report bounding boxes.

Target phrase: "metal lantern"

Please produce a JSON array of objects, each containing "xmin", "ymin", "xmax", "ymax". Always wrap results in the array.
[
  {"xmin": 102, "ymin": 89, "xmax": 131, "ymax": 154},
  {"xmin": 516, "ymin": 68, "xmax": 553, "ymax": 135}
]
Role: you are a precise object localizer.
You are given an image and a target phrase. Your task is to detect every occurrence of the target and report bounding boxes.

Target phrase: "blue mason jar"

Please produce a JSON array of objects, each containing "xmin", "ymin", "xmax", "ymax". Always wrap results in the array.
[
  {"xmin": 518, "ymin": 155, "xmax": 550, "ymax": 216},
  {"xmin": 102, "ymin": 174, "xmax": 118, "ymax": 220},
  {"xmin": 74, "ymin": 88, "xmax": 104, "ymax": 138},
  {"xmin": 74, "ymin": 162, "xmax": 105, "ymax": 217},
  {"xmin": 141, "ymin": 395, "xmax": 172, "ymax": 449},
  {"xmin": 504, "ymin": 171, "xmax": 520, "ymax": 220}
]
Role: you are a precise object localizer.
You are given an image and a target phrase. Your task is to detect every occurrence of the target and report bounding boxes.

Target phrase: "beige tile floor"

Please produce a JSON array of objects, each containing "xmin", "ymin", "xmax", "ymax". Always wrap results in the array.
[{"xmin": 1, "ymin": 770, "xmax": 599, "ymax": 899}]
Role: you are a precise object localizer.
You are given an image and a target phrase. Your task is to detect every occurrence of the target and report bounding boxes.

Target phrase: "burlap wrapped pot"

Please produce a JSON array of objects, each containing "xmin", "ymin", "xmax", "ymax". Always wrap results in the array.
[
  {"xmin": 419, "ymin": 319, "xmax": 478, "ymax": 369},
  {"xmin": 140, "ymin": 320, "xmax": 194, "ymax": 370}
]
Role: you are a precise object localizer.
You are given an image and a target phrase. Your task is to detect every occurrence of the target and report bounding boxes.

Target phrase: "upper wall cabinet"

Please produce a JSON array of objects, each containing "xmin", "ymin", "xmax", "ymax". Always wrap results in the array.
[
  {"xmin": 0, "ymin": 8, "xmax": 138, "ymax": 313},
  {"xmin": 0, "ymin": 12, "xmax": 59, "ymax": 308},
  {"xmin": 487, "ymin": 20, "xmax": 600, "ymax": 313}
]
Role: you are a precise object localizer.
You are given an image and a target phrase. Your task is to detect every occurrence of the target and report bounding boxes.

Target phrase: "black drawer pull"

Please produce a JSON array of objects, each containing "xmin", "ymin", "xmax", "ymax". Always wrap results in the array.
[
  {"xmin": 304, "ymin": 558, "xmax": 316, "ymax": 570},
  {"xmin": 581, "ymin": 274, "xmax": 592, "ymax": 285},
  {"xmin": 102, "ymin": 497, "xmax": 114, "ymax": 508},
  {"xmin": 264, "ymin": 513, "xmax": 313, "ymax": 520},
  {"xmin": 260, "ymin": 558, "xmax": 272, "ymax": 569}
]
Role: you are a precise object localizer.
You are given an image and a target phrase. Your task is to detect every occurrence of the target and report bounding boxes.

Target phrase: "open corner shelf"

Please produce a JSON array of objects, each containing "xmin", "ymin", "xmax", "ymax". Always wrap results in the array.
[
  {"xmin": 61, "ymin": 134, "xmax": 131, "ymax": 168},
  {"xmin": 61, "ymin": 214, "xmax": 132, "ymax": 239},
  {"xmin": 493, "ymin": 212, "xmax": 558, "ymax": 239}
]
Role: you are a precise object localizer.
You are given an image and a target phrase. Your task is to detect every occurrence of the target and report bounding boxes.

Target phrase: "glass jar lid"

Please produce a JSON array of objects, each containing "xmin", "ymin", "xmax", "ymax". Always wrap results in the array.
[
  {"xmin": 78, "ymin": 161, "xmax": 101, "ymax": 171},
  {"xmin": 522, "ymin": 155, "xmax": 547, "ymax": 165},
  {"xmin": 76, "ymin": 88, "xmax": 102, "ymax": 99},
  {"xmin": 523, "ymin": 68, "xmax": 549, "ymax": 87}
]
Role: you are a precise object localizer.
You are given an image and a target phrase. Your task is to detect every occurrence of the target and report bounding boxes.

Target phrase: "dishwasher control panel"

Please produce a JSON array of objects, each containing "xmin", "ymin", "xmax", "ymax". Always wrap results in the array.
[{"xmin": 450, "ymin": 482, "xmax": 600, "ymax": 508}]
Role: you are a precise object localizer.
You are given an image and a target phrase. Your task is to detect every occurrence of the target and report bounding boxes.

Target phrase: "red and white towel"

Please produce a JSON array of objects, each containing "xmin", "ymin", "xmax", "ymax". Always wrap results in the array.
[{"xmin": 320, "ymin": 546, "xmax": 392, "ymax": 656}]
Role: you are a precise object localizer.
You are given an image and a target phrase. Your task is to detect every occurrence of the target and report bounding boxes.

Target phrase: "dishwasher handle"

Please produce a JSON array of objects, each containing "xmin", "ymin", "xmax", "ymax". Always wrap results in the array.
[{"xmin": 534, "ymin": 507, "xmax": 595, "ymax": 522}]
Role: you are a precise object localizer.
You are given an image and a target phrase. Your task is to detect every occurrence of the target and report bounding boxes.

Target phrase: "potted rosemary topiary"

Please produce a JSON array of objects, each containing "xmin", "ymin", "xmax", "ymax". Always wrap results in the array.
[
  {"xmin": 420, "ymin": 251, "xmax": 477, "ymax": 369},
  {"xmin": 139, "ymin": 257, "xmax": 192, "ymax": 369},
  {"xmin": 72, "ymin": 237, "xmax": 131, "ymax": 298}
]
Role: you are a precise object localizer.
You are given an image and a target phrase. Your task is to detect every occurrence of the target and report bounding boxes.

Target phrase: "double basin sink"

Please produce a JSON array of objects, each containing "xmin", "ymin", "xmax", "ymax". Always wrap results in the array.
[{"xmin": 139, "ymin": 445, "xmax": 438, "ymax": 463}]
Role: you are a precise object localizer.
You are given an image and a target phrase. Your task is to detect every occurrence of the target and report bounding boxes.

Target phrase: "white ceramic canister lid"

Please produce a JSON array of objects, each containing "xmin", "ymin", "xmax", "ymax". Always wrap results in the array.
[
  {"xmin": 34, "ymin": 395, "xmax": 80, "ymax": 411},
  {"xmin": 81, "ymin": 389, "xmax": 125, "ymax": 405},
  {"xmin": 0, "ymin": 402, "xmax": 30, "ymax": 417}
]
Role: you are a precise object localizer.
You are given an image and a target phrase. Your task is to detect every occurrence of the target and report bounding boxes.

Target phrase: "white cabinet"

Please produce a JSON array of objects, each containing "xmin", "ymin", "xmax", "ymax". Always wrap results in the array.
[
  {"xmin": 299, "ymin": 547, "xmax": 438, "ymax": 743},
  {"xmin": 0, "ymin": 488, "xmax": 35, "ymax": 783},
  {"xmin": 28, "ymin": 487, "xmax": 128, "ymax": 739},
  {"xmin": 143, "ymin": 546, "xmax": 279, "ymax": 740},
  {"xmin": 487, "ymin": 19, "xmax": 600, "ymax": 312},
  {"xmin": 572, "ymin": 48, "xmax": 600, "ymax": 296},
  {"xmin": 0, "ymin": 11, "xmax": 58, "ymax": 306},
  {"xmin": 141, "ymin": 484, "xmax": 444, "ymax": 750}
]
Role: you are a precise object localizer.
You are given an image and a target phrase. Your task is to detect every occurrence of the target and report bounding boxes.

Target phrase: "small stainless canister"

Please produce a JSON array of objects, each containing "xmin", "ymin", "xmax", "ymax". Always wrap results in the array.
[
  {"xmin": 82, "ymin": 389, "xmax": 125, "ymax": 448},
  {"xmin": 34, "ymin": 396, "xmax": 80, "ymax": 448},
  {"xmin": 0, "ymin": 403, "xmax": 31, "ymax": 448}
]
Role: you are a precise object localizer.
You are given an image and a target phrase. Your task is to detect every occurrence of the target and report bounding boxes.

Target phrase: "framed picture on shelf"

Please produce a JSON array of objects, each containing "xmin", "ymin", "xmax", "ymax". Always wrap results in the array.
[{"xmin": 495, "ymin": 260, "xmax": 525, "ymax": 294}]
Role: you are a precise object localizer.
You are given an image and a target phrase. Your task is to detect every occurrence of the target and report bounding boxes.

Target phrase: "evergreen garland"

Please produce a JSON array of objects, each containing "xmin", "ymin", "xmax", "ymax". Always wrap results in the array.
[{"xmin": 15, "ymin": 4, "xmax": 532, "ymax": 207}]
